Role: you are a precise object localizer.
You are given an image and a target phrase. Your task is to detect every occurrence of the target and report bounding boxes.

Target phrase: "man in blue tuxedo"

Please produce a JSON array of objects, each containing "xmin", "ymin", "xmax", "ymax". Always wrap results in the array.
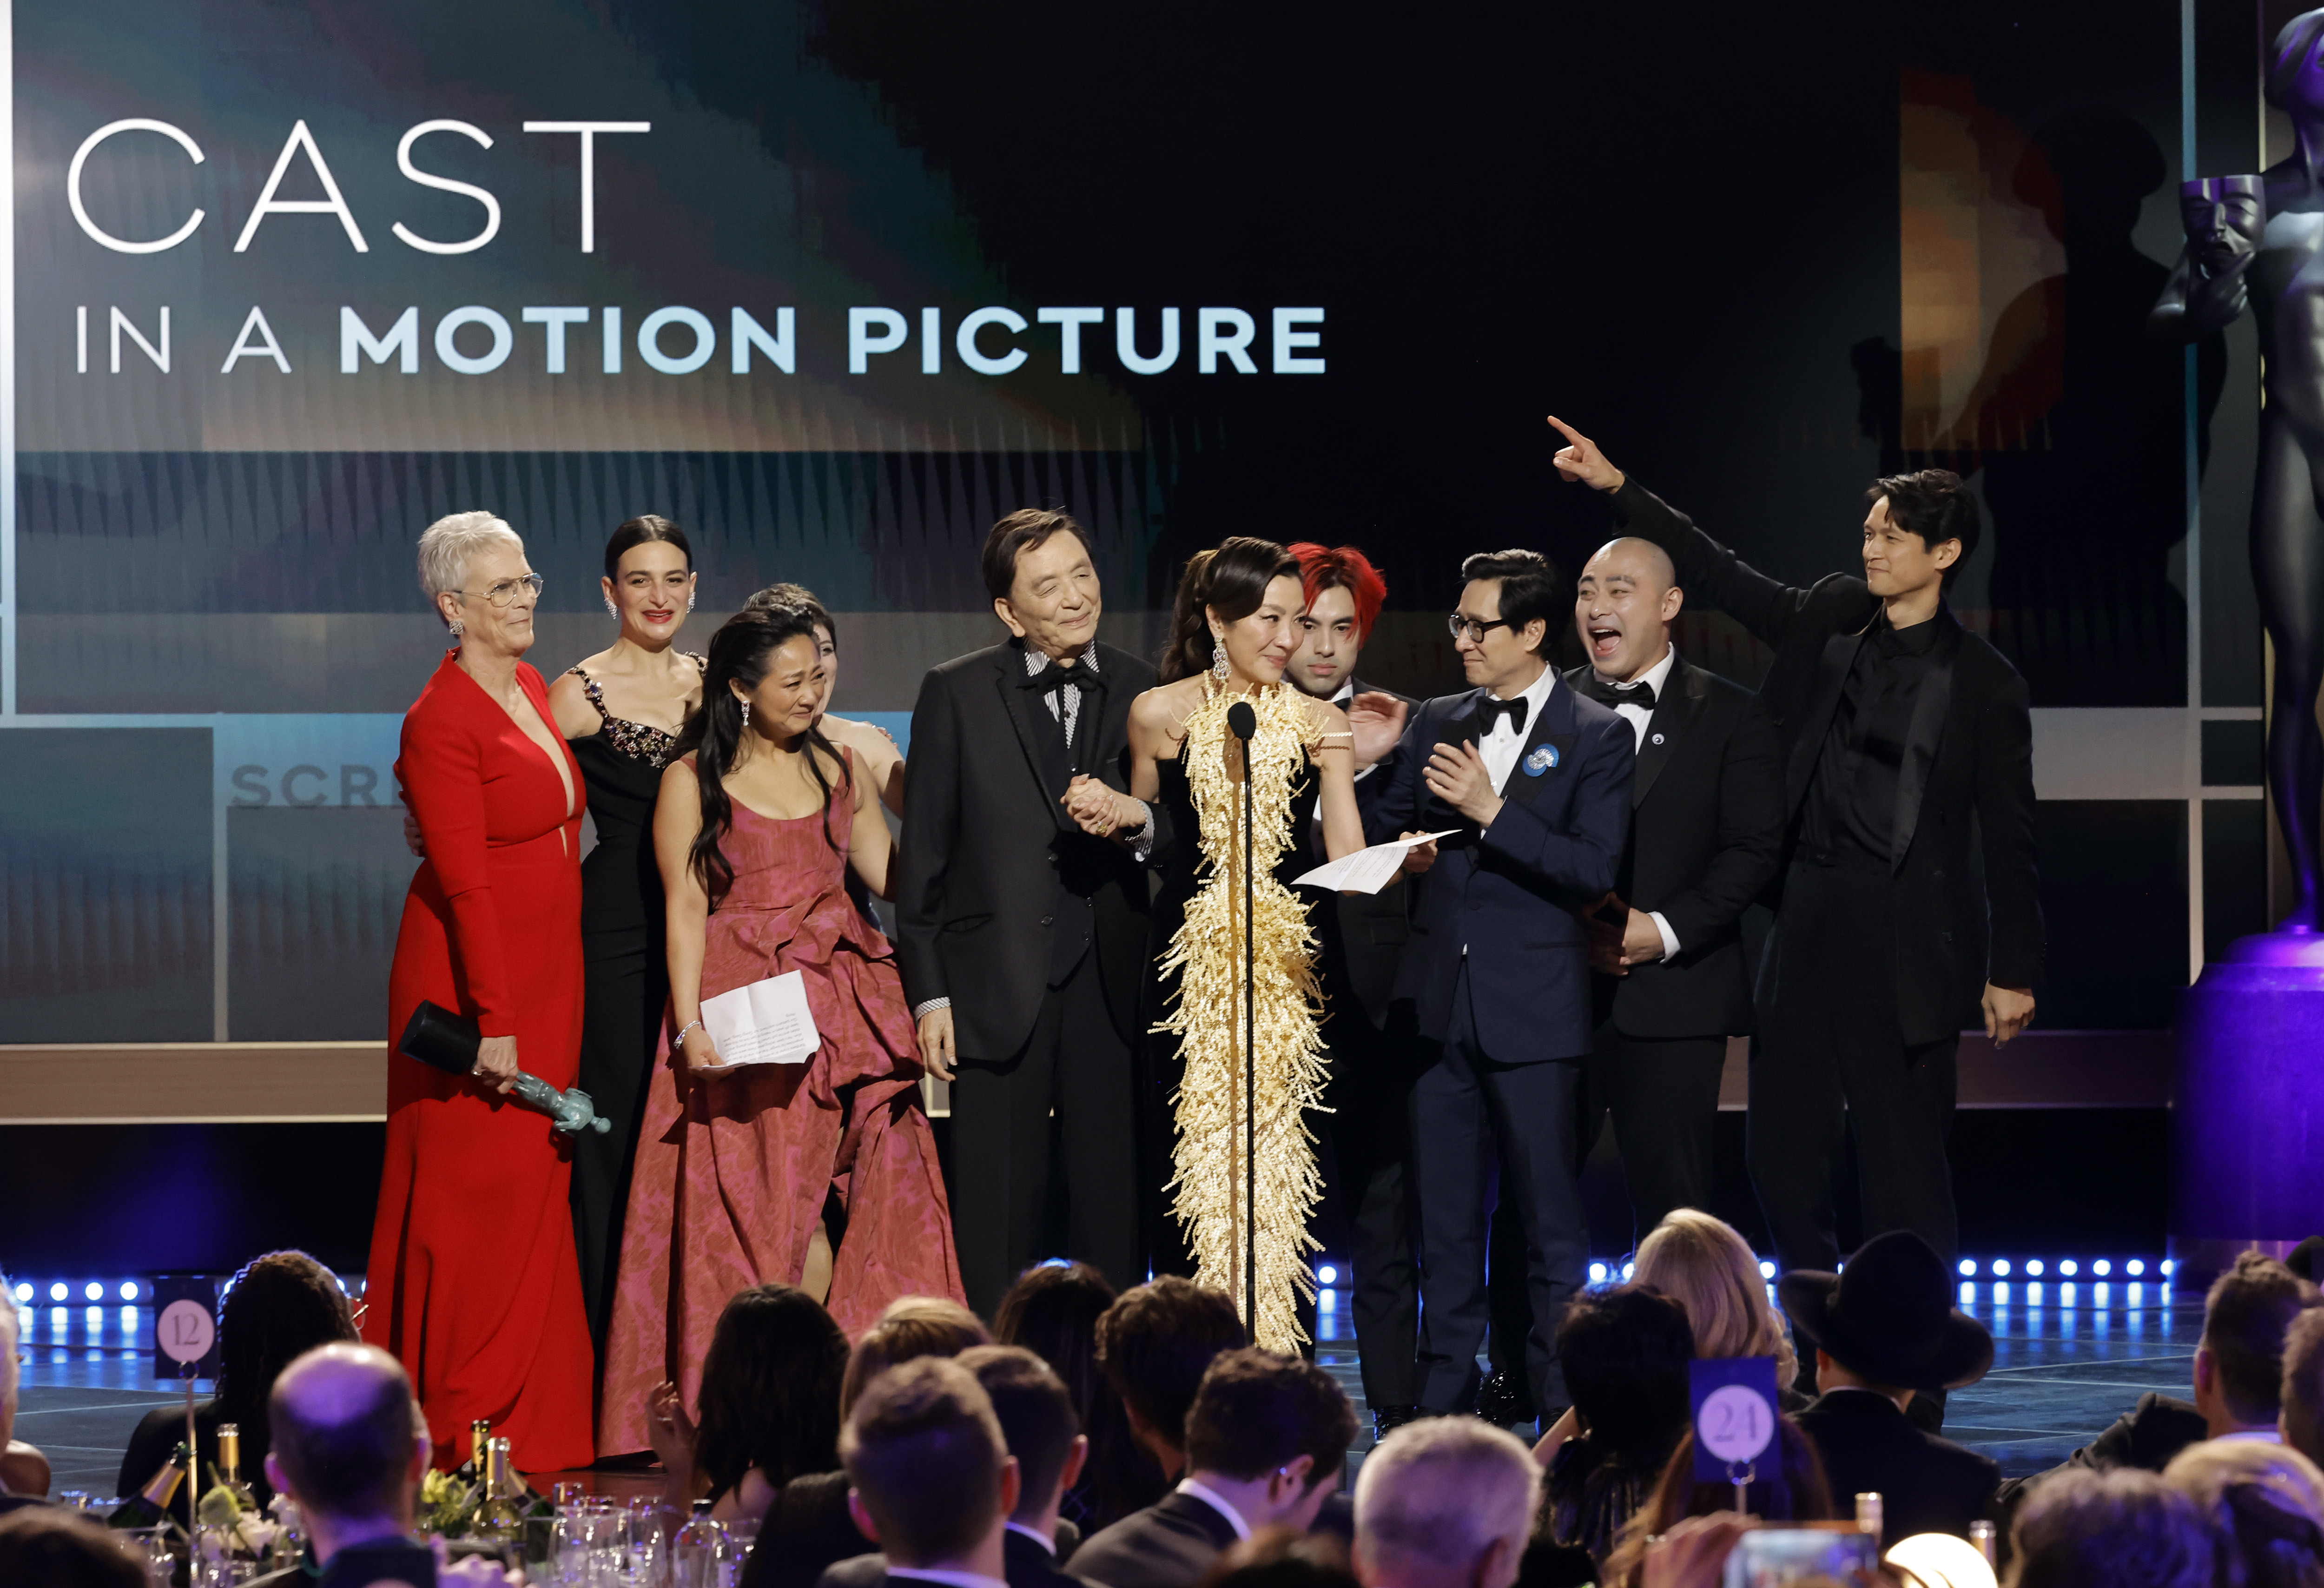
[{"xmin": 1367, "ymin": 548, "xmax": 1633, "ymax": 1420}]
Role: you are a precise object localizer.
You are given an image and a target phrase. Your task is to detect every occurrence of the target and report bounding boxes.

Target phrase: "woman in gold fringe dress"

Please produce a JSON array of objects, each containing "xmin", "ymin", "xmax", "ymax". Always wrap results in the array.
[{"xmin": 1065, "ymin": 537, "xmax": 1366, "ymax": 1350}]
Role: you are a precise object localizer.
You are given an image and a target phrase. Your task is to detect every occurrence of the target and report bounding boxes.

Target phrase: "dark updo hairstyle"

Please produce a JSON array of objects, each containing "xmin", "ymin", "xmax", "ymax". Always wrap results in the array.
[
  {"xmin": 603, "ymin": 514, "xmax": 692, "ymax": 580},
  {"xmin": 1159, "ymin": 537, "xmax": 1303, "ymax": 683},
  {"xmin": 672, "ymin": 606, "xmax": 846, "ymax": 908},
  {"xmin": 747, "ymin": 582, "xmax": 835, "ymax": 645},
  {"xmin": 691, "ymin": 1284, "xmax": 851, "ymax": 1502}
]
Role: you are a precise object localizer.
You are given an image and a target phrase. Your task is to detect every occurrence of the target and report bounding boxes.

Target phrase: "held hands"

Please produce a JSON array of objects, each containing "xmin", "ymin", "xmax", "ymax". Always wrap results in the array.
[
  {"xmin": 916, "ymin": 1006, "xmax": 958, "ymax": 1082},
  {"xmin": 1983, "ymin": 982, "xmax": 2036, "ymax": 1045},
  {"xmin": 472, "ymin": 1034, "xmax": 521, "ymax": 1094},
  {"xmin": 1546, "ymin": 415, "xmax": 1625, "ymax": 493},
  {"xmin": 1398, "ymin": 831, "xmax": 1439, "ymax": 875},
  {"xmin": 1061, "ymin": 774, "xmax": 1139, "ymax": 840},
  {"xmin": 1423, "ymin": 741, "xmax": 1504, "ymax": 829},
  {"xmin": 1347, "ymin": 691, "xmax": 1410, "ymax": 768}
]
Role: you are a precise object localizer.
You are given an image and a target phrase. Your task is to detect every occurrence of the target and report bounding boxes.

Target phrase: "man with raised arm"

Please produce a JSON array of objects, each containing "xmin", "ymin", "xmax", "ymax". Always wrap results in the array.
[{"xmin": 1547, "ymin": 417, "xmax": 2042, "ymax": 1422}]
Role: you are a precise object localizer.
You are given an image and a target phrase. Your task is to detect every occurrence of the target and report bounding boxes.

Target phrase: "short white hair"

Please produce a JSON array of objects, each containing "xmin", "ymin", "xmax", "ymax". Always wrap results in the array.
[
  {"xmin": 1355, "ymin": 1417, "xmax": 1540, "ymax": 1585},
  {"xmin": 416, "ymin": 511, "xmax": 522, "ymax": 624}
]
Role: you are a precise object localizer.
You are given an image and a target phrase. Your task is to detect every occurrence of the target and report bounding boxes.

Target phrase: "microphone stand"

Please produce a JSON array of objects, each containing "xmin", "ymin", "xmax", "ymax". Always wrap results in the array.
[{"xmin": 1227, "ymin": 697, "xmax": 1259, "ymax": 1343}]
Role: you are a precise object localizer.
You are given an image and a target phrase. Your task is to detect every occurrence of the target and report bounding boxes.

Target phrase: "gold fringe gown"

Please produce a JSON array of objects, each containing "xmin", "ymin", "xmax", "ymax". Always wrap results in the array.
[{"xmin": 1154, "ymin": 682, "xmax": 1332, "ymax": 1350}]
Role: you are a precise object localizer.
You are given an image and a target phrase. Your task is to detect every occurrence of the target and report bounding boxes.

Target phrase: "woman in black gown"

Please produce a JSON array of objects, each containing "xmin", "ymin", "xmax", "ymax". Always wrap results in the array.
[{"xmin": 542, "ymin": 515, "xmax": 706, "ymax": 1351}]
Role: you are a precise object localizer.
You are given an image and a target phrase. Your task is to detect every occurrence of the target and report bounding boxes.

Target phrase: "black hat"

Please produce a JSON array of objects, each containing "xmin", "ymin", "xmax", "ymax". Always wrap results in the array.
[{"xmin": 1778, "ymin": 1231, "xmax": 1994, "ymax": 1393}]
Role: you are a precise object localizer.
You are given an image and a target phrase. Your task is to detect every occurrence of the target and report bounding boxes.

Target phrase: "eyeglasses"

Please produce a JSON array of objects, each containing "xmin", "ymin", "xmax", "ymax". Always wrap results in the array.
[
  {"xmin": 456, "ymin": 574, "xmax": 546, "ymax": 608},
  {"xmin": 1446, "ymin": 612, "xmax": 1515, "ymax": 643}
]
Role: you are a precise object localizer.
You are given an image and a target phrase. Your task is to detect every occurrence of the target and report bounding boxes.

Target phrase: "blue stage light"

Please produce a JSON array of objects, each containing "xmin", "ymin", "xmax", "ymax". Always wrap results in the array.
[
  {"xmin": 2127, "ymin": 1259, "xmax": 2146, "ymax": 1276},
  {"xmin": 2060, "ymin": 1260, "xmax": 2078, "ymax": 1277},
  {"xmin": 1588, "ymin": 1262, "xmax": 1609, "ymax": 1284},
  {"xmin": 1991, "ymin": 1259, "xmax": 2011, "ymax": 1277},
  {"xmin": 1993, "ymin": 1282, "xmax": 2010, "ymax": 1304},
  {"xmin": 2025, "ymin": 1259, "xmax": 2044, "ymax": 1277},
  {"xmin": 1958, "ymin": 1259, "xmax": 1976, "ymax": 1276},
  {"xmin": 1758, "ymin": 1261, "xmax": 1776, "ymax": 1279},
  {"xmin": 2129, "ymin": 1282, "xmax": 2145, "ymax": 1304},
  {"xmin": 1622, "ymin": 1262, "xmax": 1636, "ymax": 1280},
  {"xmin": 83, "ymin": 1281, "xmax": 103, "ymax": 1301},
  {"xmin": 1319, "ymin": 1289, "xmax": 1336, "ymax": 1311},
  {"xmin": 119, "ymin": 1282, "xmax": 139, "ymax": 1301},
  {"xmin": 2096, "ymin": 1283, "xmax": 2110, "ymax": 1304},
  {"xmin": 120, "ymin": 1306, "xmax": 137, "ymax": 1330},
  {"xmin": 1318, "ymin": 1265, "xmax": 1339, "ymax": 1286},
  {"xmin": 84, "ymin": 1305, "xmax": 101, "ymax": 1329},
  {"xmin": 9, "ymin": 1282, "xmax": 28, "ymax": 1303},
  {"xmin": 2062, "ymin": 1283, "xmax": 2077, "ymax": 1306},
  {"xmin": 2093, "ymin": 1259, "xmax": 2111, "ymax": 1275},
  {"xmin": 47, "ymin": 1282, "xmax": 67, "ymax": 1302},
  {"xmin": 2028, "ymin": 1282, "xmax": 2043, "ymax": 1304},
  {"xmin": 2160, "ymin": 1259, "xmax": 2175, "ymax": 1277},
  {"xmin": 1959, "ymin": 1281, "xmax": 1974, "ymax": 1304}
]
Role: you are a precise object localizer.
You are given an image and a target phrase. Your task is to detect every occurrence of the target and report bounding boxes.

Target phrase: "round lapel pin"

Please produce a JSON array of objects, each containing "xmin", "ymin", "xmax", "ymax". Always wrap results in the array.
[
  {"xmin": 1524, "ymin": 743, "xmax": 1558, "ymax": 777},
  {"xmin": 1651, "ymin": 733, "xmax": 1666, "ymax": 746}
]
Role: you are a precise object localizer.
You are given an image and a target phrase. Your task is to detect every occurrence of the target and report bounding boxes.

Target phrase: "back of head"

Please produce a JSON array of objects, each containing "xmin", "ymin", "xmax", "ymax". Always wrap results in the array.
[
  {"xmin": 1632, "ymin": 1211, "xmax": 1799, "ymax": 1389},
  {"xmin": 1183, "ymin": 1349, "xmax": 1357, "ymax": 1489},
  {"xmin": 216, "ymin": 1251, "xmax": 360, "ymax": 1439},
  {"xmin": 693, "ymin": 1283, "xmax": 850, "ymax": 1499},
  {"xmin": 0, "ymin": 1509, "xmax": 147, "ymax": 1588},
  {"xmin": 1606, "ymin": 1420, "xmax": 1834, "ymax": 1588},
  {"xmin": 1457, "ymin": 548, "xmax": 1560, "ymax": 655},
  {"xmin": 2205, "ymin": 1252, "xmax": 2320, "ymax": 1425},
  {"xmin": 982, "ymin": 508, "xmax": 1092, "ymax": 603},
  {"xmin": 1867, "ymin": 470, "xmax": 1981, "ymax": 589},
  {"xmin": 1161, "ymin": 537, "xmax": 1302, "ymax": 682},
  {"xmin": 746, "ymin": 581, "xmax": 834, "ymax": 638},
  {"xmin": 1096, "ymin": 1277, "xmax": 1251, "ymax": 1448},
  {"xmin": 1556, "ymin": 1286, "xmax": 1695, "ymax": 1472},
  {"xmin": 2009, "ymin": 1467, "xmax": 2218, "ymax": 1588},
  {"xmin": 2163, "ymin": 1440, "xmax": 2324, "ymax": 1588},
  {"xmin": 996, "ymin": 1262, "xmax": 1117, "ymax": 1409},
  {"xmin": 1354, "ymin": 1418, "xmax": 1539, "ymax": 1588},
  {"xmin": 2284, "ymin": 1308, "xmax": 2324, "ymax": 1470},
  {"xmin": 840, "ymin": 1356, "xmax": 1007, "ymax": 1567},
  {"xmin": 840, "ymin": 1295, "xmax": 993, "ymax": 1417},
  {"xmin": 957, "ymin": 1345, "xmax": 1080, "ymax": 1514},
  {"xmin": 1204, "ymin": 1529, "xmax": 1360, "ymax": 1588},
  {"xmin": 266, "ymin": 1342, "xmax": 419, "ymax": 1522}
]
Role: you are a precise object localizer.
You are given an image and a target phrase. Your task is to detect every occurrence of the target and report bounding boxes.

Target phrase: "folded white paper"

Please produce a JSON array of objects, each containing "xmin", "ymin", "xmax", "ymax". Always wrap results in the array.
[
  {"xmin": 1292, "ymin": 830, "xmax": 1459, "ymax": 895},
  {"xmin": 696, "ymin": 969, "xmax": 821, "ymax": 1068}
]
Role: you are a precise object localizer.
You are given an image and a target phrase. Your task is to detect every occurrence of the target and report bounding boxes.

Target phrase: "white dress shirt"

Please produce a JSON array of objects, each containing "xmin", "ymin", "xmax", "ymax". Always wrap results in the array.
[
  {"xmin": 1175, "ymin": 1477, "xmax": 1254, "ymax": 1541},
  {"xmin": 1587, "ymin": 644, "xmax": 1681, "ymax": 960},
  {"xmin": 1477, "ymin": 664, "xmax": 1563, "ymax": 793},
  {"xmin": 1003, "ymin": 1522, "xmax": 1059, "ymax": 1556}
]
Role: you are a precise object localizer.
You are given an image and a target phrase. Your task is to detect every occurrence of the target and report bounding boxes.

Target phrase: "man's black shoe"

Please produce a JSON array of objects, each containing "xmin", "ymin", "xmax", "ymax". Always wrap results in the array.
[
  {"xmin": 1372, "ymin": 1404, "xmax": 1424, "ymax": 1442},
  {"xmin": 1474, "ymin": 1370, "xmax": 1536, "ymax": 1429}
]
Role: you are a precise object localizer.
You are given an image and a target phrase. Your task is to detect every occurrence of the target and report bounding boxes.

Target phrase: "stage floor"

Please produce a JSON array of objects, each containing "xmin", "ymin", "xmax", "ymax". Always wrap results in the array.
[{"xmin": 12, "ymin": 1277, "xmax": 2198, "ymax": 1502}]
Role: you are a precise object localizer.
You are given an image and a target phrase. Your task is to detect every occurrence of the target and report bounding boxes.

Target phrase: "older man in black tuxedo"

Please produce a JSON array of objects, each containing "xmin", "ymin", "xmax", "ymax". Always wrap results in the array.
[
  {"xmin": 898, "ymin": 509, "xmax": 1162, "ymax": 1315},
  {"xmin": 1549, "ymin": 418, "xmax": 2043, "ymax": 1359}
]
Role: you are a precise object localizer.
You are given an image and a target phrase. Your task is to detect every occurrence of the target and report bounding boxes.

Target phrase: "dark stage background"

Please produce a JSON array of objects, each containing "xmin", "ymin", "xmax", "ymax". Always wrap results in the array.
[{"xmin": 1, "ymin": 0, "xmax": 2288, "ymax": 1276}]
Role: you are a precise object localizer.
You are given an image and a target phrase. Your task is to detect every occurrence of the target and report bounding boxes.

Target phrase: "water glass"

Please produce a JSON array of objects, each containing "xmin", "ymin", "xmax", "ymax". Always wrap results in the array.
[
  {"xmin": 624, "ymin": 1497, "xmax": 669, "ymax": 1585},
  {"xmin": 714, "ymin": 1515, "xmax": 758, "ymax": 1588}
]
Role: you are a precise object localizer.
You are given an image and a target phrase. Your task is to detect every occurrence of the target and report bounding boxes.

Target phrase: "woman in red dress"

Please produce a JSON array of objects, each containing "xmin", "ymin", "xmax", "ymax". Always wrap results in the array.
[
  {"xmin": 599, "ymin": 604, "xmax": 961, "ymax": 1456},
  {"xmin": 364, "ymin": 511, "xmax": 595, "ymax": 1474}
]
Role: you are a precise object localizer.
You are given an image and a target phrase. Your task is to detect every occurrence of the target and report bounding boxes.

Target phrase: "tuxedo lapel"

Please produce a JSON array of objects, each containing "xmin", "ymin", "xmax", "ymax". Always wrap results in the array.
[
  {"xmin": 1631, "ymin": 655, "xmax": 1707, "ymax": 810},
  {"xmin": 1889, "ymin": 611, "xmax": 1962, "ymax": 872},
  {"xmin": 1787, "ymin": 628, "xmax": 1867, "ymax": 811},
  {"xmin": 1503, "ymin": 676, "xmax": 1575, "ymax": 811},
  {"xmin": 994, "ymin": 649, "xmax": 1071, "ymax": 832}
]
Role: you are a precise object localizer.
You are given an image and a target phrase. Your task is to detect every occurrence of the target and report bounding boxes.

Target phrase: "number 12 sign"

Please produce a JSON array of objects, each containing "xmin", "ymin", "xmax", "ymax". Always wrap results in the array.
[{"xmin": 1690, "ymin": 1355, "xmax": 1778, "ymax": 1482}]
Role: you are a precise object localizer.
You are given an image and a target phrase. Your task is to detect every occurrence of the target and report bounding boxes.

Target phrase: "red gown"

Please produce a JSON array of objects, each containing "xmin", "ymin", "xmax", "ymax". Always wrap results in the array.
[
  {"xmin": 597, "ymin": 754, "xmax": 963, "ymax": 1455},
  {"xmin": 363, "ymin": 652, "xmax": 596, "ymax": 1473}
]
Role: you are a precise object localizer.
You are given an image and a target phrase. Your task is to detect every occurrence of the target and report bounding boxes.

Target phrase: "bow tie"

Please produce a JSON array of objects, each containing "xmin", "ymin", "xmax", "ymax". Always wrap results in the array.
[
  {"xmin": 1580, "ymin": 675, "xmax": 1656, "ymax": 711},
  {"xmin": 1023, "ymin": 660, "xmax": 1103, "ymax": 695},
  {"xmin": 1479, "ymin": 696, "xmax": 1529, "ymax": 734}
]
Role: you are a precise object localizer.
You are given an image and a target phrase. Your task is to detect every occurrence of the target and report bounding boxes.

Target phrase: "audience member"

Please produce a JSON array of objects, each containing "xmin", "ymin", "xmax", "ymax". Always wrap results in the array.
[
  {"xmin": 841, "ymin": 1297, "xmax": 995, "ymax": 1416},
  {"xmin": 2163, "ymin": 1438, "xmax": 2324, "ymax": 1588},
  {"xmin": 1600, "ymin": 1420, "xmax": 1835, "ymax": 1588},
  {"xmin": 257, "ymin": 1341, "xmax": 515, "ymax": 1588},
  {"xmin": 825, "ymin": 1345, "xmax": 1097, "ymax": 1588},
  {"xmin": 0, "ymin": 1508, "xmax": 147, "ymax": 1588},
  {"xmin": 1094, "ymin": 1279, "xmax": 1250, "ymax": 1486},
  {"xmin": 2005, "ymin": 1468, "xmax": 2218, "ymax": 1588},
  {"xmin": 1202, "ymin": 1529, "xmax": 1360, "ymax": 1588},
  {"xmin": 816, "ymin": 1358, "xmax": 1021, "ymax": 1588},
  {"xmin": 2282, "ymin": 1307, "xmax": 2324, "ymax": 1470},
  {"xmin": 0, "ymin": 1301, "xmax": 45, "ymax": 1516},
  {"xmin": 2055, "ymin": 1251, "xmax": 2317, "ymax": 1480},
  {"xmin": 1000, "ymin": 1261, "xmax": 1166, "ymax": 1530},
  {"xmin": 647, "ymin": 1283, "xmax": 849, "ymax": 1520},
  {"xmin": 1629, "ymin": 1211, "xmax": 1800, "ymax": 1401},
  {"xmin": 1075, "ymin": 1350, "xmax": 1358, "ymax": 1588},
  {"xmin": 1353, "ymin": 1419, "xmax": 1538, "ymax": 1588},
  {"xmin": 1780, "ymin": 1230, "xmax": 1999, "ymax": 1547},
  {"xmin": 119, "ymin": 1251, "xmax": 358, "ymax": 1509}
]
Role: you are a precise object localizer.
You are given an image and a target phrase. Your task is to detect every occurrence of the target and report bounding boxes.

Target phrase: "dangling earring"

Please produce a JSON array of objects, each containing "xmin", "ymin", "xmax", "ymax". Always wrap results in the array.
[
  {"xmin": 447, "ymin": 619, "xmax": 464, "ymax": 640},
  {"xmin": 1211, "ymin": 631, "xmax": 1230, "ymax": 682},
  {"xmin": 687, "ymin": 593, "xmax": 698, "ymax": 612},
  {"xmin": 604, "ymin": 596, "xmax": 618, "ymax": 617},
  {"xmin": 739, "ymin": 700, "xmax": 752, "ymax": 731}
]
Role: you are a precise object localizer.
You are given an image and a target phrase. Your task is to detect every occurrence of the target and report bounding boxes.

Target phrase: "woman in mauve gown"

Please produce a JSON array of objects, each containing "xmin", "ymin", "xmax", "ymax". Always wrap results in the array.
[
  {"xmin": 598, "ymin": 603, "xmax": 961, "ymax": 1456},
  {"xmin": 365, "ymin": 510, "xmax": 594, "ymax": 1474}
]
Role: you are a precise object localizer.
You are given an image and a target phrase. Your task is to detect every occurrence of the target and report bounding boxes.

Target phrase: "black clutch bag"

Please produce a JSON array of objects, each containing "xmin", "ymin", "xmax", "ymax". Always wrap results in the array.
[{"xmin": 399, "ymin": 999, "xmax": 482, "ymax": 1075}]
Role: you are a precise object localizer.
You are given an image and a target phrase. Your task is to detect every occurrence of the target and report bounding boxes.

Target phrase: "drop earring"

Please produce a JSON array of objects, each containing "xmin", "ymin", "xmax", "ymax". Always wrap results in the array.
[
  {"xmin": 687, "ymin": 594, "xmax": 697, "ymax": 612},
  {"xmin": 604, "ymin": 596, "xmax": 618, "ymax": 617},
  {"xmin": 1211, "ymin": 631, "xmax": 1230, "ymax": 682},
  {"xmin": 739, "ymin": 700, "xmax": 752, "ymax": 731}
]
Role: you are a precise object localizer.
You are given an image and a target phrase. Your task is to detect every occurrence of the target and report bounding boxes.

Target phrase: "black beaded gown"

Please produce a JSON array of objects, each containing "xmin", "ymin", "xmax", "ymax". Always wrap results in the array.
[{"xmin": 566, "ymin": 657, "xmax": 700, "ymax": 1353}]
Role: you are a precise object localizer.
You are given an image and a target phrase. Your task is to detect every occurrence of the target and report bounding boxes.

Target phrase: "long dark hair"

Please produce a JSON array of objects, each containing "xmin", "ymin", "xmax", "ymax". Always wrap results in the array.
[
  {"xmin": 213, "ymin": 1251, "xmax": 359, "ymax": 1466},
  {"xmin": 1159, "ymin": 536, "xmax": 1302, "ymax": 683},
  {"xmin": 995, "ymin": 1262, "xmax": 1164, "ymax": 1529},
  {"xmin": 672, "ymin": 606, "xmax": 846, "ymax": 909},
  {"xmin": 604, "ymin": 513, "xmax": 692, "ymax": 578},
  {"xmin": 691, "ymin": 1284, "xmax": 850, "ymax": 1501}
]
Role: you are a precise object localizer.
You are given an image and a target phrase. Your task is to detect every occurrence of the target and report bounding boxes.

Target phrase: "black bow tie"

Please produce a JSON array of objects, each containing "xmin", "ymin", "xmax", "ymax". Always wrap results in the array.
[
  {"xmin": 1023, "ymin": 659, "xmax": 1103, "ymax": 695},
  {"xmin": 1580, "ymin": 675, "xmax": 1656, "ymax": 711},
  {"xmin": 1479, "ymin": 696, "xmax": 1529, "ymax": 734}
]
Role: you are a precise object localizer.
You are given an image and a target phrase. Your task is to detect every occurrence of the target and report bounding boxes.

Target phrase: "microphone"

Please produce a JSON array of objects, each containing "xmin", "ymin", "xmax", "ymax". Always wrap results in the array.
[{"xmin": 1227, "ymin": 701, "xmax": 1257, "ymax": 741}]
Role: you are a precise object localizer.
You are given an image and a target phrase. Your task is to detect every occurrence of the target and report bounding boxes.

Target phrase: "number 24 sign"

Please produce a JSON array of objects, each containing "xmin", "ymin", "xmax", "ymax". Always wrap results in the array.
[{"xmin": 1691, "ymin": 1356, "xmax": 1778, "ymax": 1479}]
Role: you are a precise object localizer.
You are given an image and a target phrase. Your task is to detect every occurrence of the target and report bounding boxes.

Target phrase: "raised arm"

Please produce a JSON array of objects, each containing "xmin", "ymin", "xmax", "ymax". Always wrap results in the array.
[
  {"xmin": 1547, "ymin": 414, "xmax": 1819, "ymax": 652},
  {"xmin": 654, "ymin": 758, "xmax": 723, "ymax": 1072}
]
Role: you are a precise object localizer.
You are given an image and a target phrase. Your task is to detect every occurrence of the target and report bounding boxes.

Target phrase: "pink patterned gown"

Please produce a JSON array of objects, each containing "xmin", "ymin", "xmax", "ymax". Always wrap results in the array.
[{"xmin": 597, "ymin": 758, "xmax": 963, "ymax": 1454}]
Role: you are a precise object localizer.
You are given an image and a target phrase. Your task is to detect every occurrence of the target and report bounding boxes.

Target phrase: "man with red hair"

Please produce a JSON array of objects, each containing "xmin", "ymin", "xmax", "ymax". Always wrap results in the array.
[{"xmin": 1285, "ymin": 542, "xmax": 1426, "ymax": 1438}]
